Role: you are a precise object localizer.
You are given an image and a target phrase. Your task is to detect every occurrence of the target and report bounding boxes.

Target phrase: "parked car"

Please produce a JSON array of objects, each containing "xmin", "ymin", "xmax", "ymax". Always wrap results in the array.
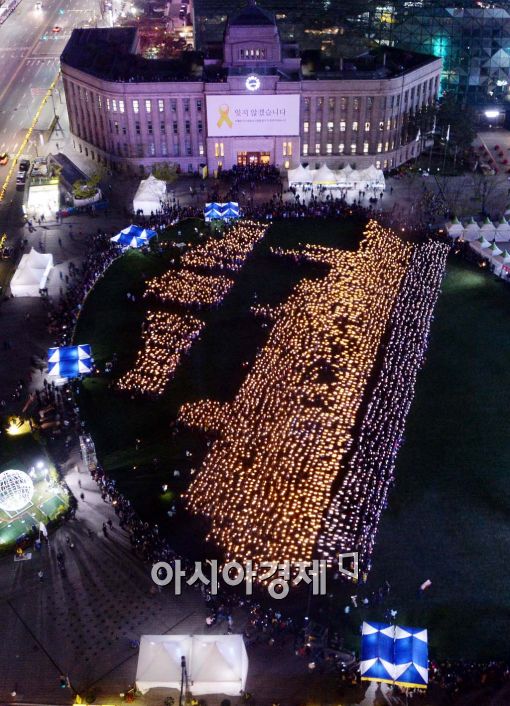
[
  {"xmin": 0, "ymin": 152, "xmax": 8, "ymax": 166},
  {"xmin": 18, "ymin": 159, "xmax": 30, "ymax": 172},
  {"xmin": 1, "ymin": 247, "xmax": 13, "ymax": 260}
]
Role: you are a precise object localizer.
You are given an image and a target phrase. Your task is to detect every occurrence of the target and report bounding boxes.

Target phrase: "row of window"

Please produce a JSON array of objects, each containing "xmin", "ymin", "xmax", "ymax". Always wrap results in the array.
[
  {"xmin": 302, "ymin": 141, "xmax": 395, "ymax": 156},
  {"xmin": 301, "ymin": 76, "xmax": 439, "ymax": 113},
  {"xmin": 239, "ymin": 48, "xmax": 267, "ymax": 59},
  {"xmin": 71, "ymin": 83, "xmax": 203, "ymax": 116},
  {"xmin": 303, "ymin": 119, "xmax": 397, "ymax": 133}
]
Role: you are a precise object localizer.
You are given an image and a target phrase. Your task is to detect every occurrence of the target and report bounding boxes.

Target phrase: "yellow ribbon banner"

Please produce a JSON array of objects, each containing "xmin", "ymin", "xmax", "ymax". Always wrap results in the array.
[{"xmin": 217, "ymin": 104, "xmax": 233, "ymax": 129}]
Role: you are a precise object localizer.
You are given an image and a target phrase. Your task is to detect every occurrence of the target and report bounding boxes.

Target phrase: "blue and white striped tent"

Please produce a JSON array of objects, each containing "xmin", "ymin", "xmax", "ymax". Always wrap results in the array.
[
  {"xmin": 360, "ymin": 622, "xmax": 428, "ymax": 689},
  {"xmin": 360, "ymin": 622, "xmax": 395, "ymax": 685},
  {"xmin": 48, "ymin": 344, "xmax": 92, "ymax": 378},
  {"xmin": 394, "ymin": 625, "xmax": 428, "ymax": 689},
  {"xmin": 204, "ymin": 202, "xmax": 223, "ymax": 221},
  {"xmin": 111, "ymin": 225, "xmax": 157, "ymax": 248},
  {"xmin": 204, "ymin": 202, "xmax": 240, "ymax": 221}
]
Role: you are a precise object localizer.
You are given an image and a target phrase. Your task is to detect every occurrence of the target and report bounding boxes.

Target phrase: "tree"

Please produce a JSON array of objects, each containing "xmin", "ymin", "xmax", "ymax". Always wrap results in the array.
[
  {"xmin": 437, "ymin": 93, "xmax": 476, "ymax": 152},
  {"xmin": 152, "ymin": 162, "xmax": 178, "ymax": 183}
]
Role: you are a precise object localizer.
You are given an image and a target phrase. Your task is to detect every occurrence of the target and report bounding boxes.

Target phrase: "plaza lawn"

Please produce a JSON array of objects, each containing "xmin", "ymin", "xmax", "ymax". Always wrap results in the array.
[{"xmin": 74, "ymin": 216, "xmax": 510, "ymax": 659}]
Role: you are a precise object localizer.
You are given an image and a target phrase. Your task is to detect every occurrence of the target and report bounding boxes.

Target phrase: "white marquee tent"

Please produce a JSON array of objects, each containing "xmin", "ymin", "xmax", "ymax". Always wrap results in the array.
[
  {"xmin": 136, "ymin": 634, "xmax": 248, "ymax": 697},
  {"xmin": 463, "ymin": 218, "xmax": 481, "ymax": 242},
  {"xmin": 133, "ymin": 174, "xmax": 167, "ymax": 214},
  {"xmin": 10, "ymin": 248, "xmax": 53, "ymax": 297},
  {"xmin": 288, "ymin": 163, "xmax": 385, "ymax": 190},
  {"xmin": 495, "ymin": 217, "xmax": 510, "ymax": 242},
  {"xmin": 480, "ymin": 217, "xmax": 496, "ymax": 240}
]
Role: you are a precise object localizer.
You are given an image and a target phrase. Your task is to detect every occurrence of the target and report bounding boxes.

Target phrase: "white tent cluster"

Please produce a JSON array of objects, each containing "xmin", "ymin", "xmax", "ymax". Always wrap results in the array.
[
  {"xmin": 136, "ymin": 635, "xmax": 248, "ymax": 697},
  {"xmin": 287, "ymin": 163, "xmax": 385, "ymax": 190},
  {"xmin": 133, "ymin": 174, "xmax": 167, "ymax": 214},
  {"xmin": 10, "ymin": 248, "xmax": 53, "ymax": 297},
  {"xmin": 446, "ymin": 216, "xmax": 510, "ymax": 277}
]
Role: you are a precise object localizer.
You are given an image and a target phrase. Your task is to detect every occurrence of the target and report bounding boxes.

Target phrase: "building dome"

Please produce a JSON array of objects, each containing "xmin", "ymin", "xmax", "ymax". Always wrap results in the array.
[
  {"xmin": 229, "ymin": 1, "xmax": 275, "ymax": 27},
  {"xmin": 0, "ymin": 469, "xmax": 34, "ymax": 513}
]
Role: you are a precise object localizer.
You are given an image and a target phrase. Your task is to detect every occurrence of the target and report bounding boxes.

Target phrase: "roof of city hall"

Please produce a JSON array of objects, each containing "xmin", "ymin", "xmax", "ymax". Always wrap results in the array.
[{"xmin": 60, "ymin": 24, "xmax": 440, "ymax": 85}]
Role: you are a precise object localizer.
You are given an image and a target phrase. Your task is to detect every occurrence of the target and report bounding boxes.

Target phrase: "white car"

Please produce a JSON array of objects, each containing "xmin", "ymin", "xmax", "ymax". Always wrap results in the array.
[{"xmin": 35, "ymin": 1, "xmax": 42, "ymax": 9}]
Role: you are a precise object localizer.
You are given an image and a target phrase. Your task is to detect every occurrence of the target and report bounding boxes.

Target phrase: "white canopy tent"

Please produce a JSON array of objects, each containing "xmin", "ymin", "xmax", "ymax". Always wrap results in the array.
[
  {"xmin": 287, "ymin": 163, "xmax": 385, "ymax": 191},
  {"xmin": 495, "ymin": 217, "xmax": 510, "ymax": 242},
  {"xmin": 480, "ymin": 217, "xmax": 496, "ymax": 240},
  {"xmin": 446, "ymin": 217, "xmax": 464, "ymax": 239},
  {"xmin": 133, "ymin": 174, "xmax": 167, "ymax": 214},
  {"xmin": 10, "ymin": 248, "xmax": 53, "ymax": 297},
  {"xmin": 463, "ymin": 218, "xmax": 481, "ymax": 242},
  {"xmin": 136, "ymin": 634, "xmax": 248, "ymax": 697}
]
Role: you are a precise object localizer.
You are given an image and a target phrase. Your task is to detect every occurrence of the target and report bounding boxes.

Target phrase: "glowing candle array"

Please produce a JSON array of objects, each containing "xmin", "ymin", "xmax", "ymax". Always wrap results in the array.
[
  {"xmin": 318, "ymin": 238, "xmax": 449, "ymax": 571},
  {"xmin": 181, "ymin": 220, "xmax": 267, "ymax": 272},
  {"xmin": 145, "ymin": 269, "xmax": 234, "ymax": 307},
  {"xmin": 180, "ymin": 220, "xmax": 412, "ymax": 566},
  {"xmin": 117, "ymin": 310, "xmax": 204, "ymax": 395}
]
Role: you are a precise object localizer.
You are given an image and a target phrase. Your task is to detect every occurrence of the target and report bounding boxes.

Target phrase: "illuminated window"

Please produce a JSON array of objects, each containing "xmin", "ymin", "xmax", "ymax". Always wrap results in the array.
[
  {"xmin": 385, "ymin": 141, "xmax": 389, "ymax": 151},
  {"xmin": 304, "ymin": 121, "xmax": 309, "ymax": 133},
  {"xmin": 377, "ymin": 142, "xmax": 383, "ymax": 153},
  {"xmin": 303, "ymin": 143, "xmax": 309, "ymax": 156},
  {"xmin": 376, "ymin": 160, "xmax": 381, "ymax": 169},
  {"xmin": 327, "ymin": 121, "xmax": 334, "ymax": 132},
  {"xmin": 215, "ymin": 142, "xmax": 220, "ymax": 157},
  {"xmin": 112, "ymin": 99, "xmax": 117, "ymax": 112},
  {"xmin": 158, "ymin": 99, "xmax": 164, "ymax": 112},
  {"xmin": 199, "ymin": 144, "xmax": 204, "ymax": 155},
  {"xmin": 353, "ymin": 98, "xmax": 360, "ymax": 110},
  {"xmin": 352, "ymin": 121, "xmax": 358, "ymax": 131},
  {"xmin": 106, "ymin": 98, "xmax": 110, "ymax": 111},
  {"xmin": 383, "ymin": 159, "xmax": 388, "ymax": 168},
  {"xmin": 326, "ymin": 143, "xmax": 332, "ymax": 154},
  {"xmin": 284, "ymin": 159, "xmax": 290, "ymax": 169},
  {"xmin": 363, "ymin": 141, "xmax": 369, "ymax": 154},
  {"xmin": 315, "ymin": 143, "xmax": 320, "ymax": 154},
  {"xmin": 119, "ymin": 100, "xmax": 124, "ymax": 113},
  {"xmin": 340, "ymin": 121, "xmax": 346, "ymax": 132},
  {"xmin": 145, "ymin": 99, "xmax": 151, "ymax": 113},
  {"xmin": 364, "ymin": 121, "xmax": 370, "ymax": 131},
  {"xmin": 339, "ymin": 142, "xmax": 345, "ymax": 153},
  {"xmin": 350, "ymin": 143, "xmax": 356, "ymax": 154},
  {"xmin": 287, "ymin": 141, "xmax": 292, "ymax": 156},
  {"xmin": 386, "ymin": 118, "xmax": 391, "ymax": 130},
  {"xmin": 340, "ymin": 97, "xmax": 347, "ymax": 110},
  {"xmin": 98, "ymin": 95, "xmax": 102, "ymax": 108},
  {"xmin": 283, "ymin": 142, "xmax": 287, "ymax": 156},
  {"xmin": 316, "ymin": 121, "xmax": 322, "ymax": 132},
  {"xmin": 133, "ymin": 99, "xmax": 139, "ymax": 114}
]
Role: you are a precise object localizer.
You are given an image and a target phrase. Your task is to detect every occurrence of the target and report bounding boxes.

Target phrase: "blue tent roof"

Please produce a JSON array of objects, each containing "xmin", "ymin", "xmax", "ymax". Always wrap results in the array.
[
  {"xmin": 111, "ymin": 225, "xmax": 156, "ymax": 248},
  {"xmin": 47, "ymin": 344, "xmax": 92, "ymax": 378},
  {"xmin": 360, "ymin": 622, "xmax": 428, "ymax": 689},
  {"xmin": 204, "ymin": 202, "xmax": 240, "ymax": 221},
  {"xmin": 360, "ymin": 622, "xmax": 395, "ymax": 684},
  {"xmin": 394, "ymin": 626, "xmax": 428, "ymax": 689}
]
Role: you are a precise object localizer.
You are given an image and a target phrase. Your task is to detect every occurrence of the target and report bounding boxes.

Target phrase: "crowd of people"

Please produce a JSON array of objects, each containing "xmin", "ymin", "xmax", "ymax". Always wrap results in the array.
[
  {"xmin": 319, "ymin": 236, "xmax": 450, "ymax": 569},
  {"xmin": 182, "ymin": 222, "xmax": 414, "ymax": 570},
  {"xmin": 117, "ymin": 310, "xmax": 204, "ymax": 396}
]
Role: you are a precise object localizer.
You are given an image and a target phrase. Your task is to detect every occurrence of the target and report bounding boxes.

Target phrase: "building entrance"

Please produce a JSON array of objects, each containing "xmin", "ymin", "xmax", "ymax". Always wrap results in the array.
[{"xmin": 237, "ymin": 151, "xmax": 271, "ymax": 166}]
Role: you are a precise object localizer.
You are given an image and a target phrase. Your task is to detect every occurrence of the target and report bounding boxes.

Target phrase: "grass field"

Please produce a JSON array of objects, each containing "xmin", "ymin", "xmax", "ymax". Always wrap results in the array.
[{"xmin": 74, "ymin": 218, "xmax": 510, "ymax": 659}]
